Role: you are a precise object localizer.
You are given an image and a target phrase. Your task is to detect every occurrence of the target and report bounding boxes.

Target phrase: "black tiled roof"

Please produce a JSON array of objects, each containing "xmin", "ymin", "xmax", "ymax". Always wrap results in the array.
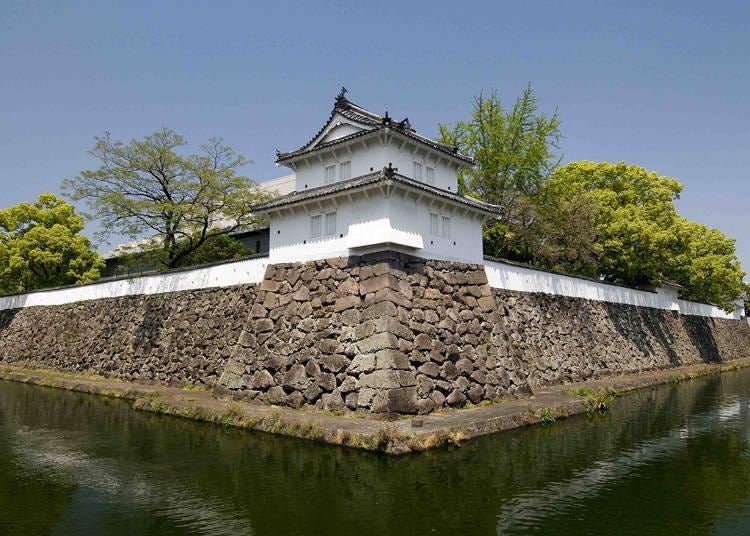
[
  {"xmin": 275, "ymin": 89, "xmax": 475, "ymax": 165},
  {"xmin": 251, "ymin": 166, "xmax": 500, "ymax": 215}
]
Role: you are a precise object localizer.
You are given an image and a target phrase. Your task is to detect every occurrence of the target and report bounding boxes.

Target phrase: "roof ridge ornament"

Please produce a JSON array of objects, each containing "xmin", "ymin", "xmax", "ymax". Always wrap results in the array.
[
  {"xmin": 382, "ymin": 111, "xmax": 392, "ymax": 126},
  {"xmin": 383, "ymin": 162, "xmax": 398, "ymax": 178},
  {"xmin": 335, "ymin": 87, "xmax": 348, "ymax": 107}
]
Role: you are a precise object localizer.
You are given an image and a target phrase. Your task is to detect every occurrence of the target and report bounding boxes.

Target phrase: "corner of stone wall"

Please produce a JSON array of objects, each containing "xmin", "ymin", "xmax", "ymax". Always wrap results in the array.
[{"xmin": 217, "ymin": 251, "xmax": 536, "ymax": 415}]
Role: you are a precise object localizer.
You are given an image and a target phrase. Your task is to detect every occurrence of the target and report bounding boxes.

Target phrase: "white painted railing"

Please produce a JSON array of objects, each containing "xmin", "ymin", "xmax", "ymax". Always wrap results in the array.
[
  {"xmin": 484, "ymin": 258, "xmax": 743, "ymax": 320},
  {"xmin": 0, "ymin": 256, "xmax": 269, "ymax": 310}
]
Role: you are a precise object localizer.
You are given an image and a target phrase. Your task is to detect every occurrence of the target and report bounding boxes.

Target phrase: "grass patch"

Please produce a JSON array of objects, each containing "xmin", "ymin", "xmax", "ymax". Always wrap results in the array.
[
  {"xmin": 584, "ymin": 388, "xmax": 615, "ymax": 414},
  {"xmin": 539, "ymin": 407, "xmax": 555, "ymax": 425}
]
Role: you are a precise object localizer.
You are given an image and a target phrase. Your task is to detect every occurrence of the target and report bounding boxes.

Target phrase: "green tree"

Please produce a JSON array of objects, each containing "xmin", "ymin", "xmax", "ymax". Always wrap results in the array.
[
  {"xmin": 438, "ymin": 84, "xmax": 562, "ymax": 222},
  {"xmin": 552, "ymin": 161, "xmax": 744, "ymax": 310},
  {"xmin": 63, "ymin": 129, "xmax": 274, "ymax": 269},
  {"xmin": 500, "ymin": 182, "xmax": 601, "ymax": 277},
  {"xmin": 169, "ymin": 232, "xmax": 252, "ymax": 268},
  {"xmin": 551, "ymin": 161, "xmax": 683, "ymax": 287},
  {"xmin": 0, "ymin": 193, "xmax": 104, "ymax": 294},
  {"xmin": 666, "ymin": 218, "xmax": 744, "ymax": 311}
]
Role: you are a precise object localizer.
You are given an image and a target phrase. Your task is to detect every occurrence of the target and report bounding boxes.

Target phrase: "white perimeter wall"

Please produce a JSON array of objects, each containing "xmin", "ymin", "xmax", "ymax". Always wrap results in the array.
[
  {"xmin": 0, "ymin": 256, "xmax": 268, "ymax": 310},
  {"xmin": 484, "ymin": 259, "xmax": 743, "ymax": 320},
  {"xmin": 0, "ymin": 254, "xmax": 742, "ymax": 321}
]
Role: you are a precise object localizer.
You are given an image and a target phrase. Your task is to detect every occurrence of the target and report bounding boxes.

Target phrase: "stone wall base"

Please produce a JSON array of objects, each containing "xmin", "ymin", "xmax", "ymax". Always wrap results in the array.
[{"xmin": 2, "ymin": 252, "xmax": 749, "ymax": 415}]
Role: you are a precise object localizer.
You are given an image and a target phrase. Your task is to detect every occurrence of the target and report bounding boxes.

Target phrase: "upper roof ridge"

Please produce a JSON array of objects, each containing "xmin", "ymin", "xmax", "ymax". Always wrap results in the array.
[{"xmin": 276, "ymin": 89, "xmax": 474, "ymax": 165}]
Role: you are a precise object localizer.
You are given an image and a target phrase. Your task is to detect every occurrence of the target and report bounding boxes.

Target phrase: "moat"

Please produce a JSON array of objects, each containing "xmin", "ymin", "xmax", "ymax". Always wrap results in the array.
[{"xmin": 2, "ymin": 367, "xmax": 750, "ymax": 535}]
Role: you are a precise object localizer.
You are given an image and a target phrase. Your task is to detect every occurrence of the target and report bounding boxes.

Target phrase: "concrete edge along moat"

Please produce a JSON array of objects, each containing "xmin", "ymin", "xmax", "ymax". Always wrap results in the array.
[{"xmin": 2, "ymin": 358, "xmax": 750, "ymax": 455}]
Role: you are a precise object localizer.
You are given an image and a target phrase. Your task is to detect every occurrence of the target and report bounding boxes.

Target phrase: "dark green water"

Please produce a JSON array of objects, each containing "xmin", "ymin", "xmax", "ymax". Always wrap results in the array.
[{"xmin": 2, "ymin": 370, "xmax": 750, "ymax": 536}]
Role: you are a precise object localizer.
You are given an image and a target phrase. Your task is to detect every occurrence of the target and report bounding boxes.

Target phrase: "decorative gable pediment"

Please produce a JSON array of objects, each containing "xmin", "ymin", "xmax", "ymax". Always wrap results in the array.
[{"xmin": 316, "ymin": 115, "xmax": 372, "ymax": 145}]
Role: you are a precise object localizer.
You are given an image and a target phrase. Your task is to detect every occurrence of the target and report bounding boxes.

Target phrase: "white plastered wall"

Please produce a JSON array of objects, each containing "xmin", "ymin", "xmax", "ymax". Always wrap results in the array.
[
  {"xmin": 0, "ymin": 257, "xmax": 269, "ymax": 310},
  {"xmin": 290, "ymin": 135, "xmax": 463, "ymax": 192},
  {"xmin": 484, "ymin": 259, "xmax": 742, "ymax": 320},
  {"xmin": 266, "ymin": 188, "xmax": 486, "ymax": 264}
]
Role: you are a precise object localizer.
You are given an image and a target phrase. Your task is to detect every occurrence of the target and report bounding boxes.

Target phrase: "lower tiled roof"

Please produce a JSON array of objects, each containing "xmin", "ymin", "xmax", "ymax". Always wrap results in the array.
[{"xmin": 251, "ymin": 167, "xmax": 501, "ymax": 216}]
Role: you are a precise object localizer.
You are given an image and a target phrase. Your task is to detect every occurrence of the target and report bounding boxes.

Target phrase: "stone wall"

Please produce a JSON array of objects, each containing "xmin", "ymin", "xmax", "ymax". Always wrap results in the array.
[
  {"xmin": 0, "ymin": 285, "xmax": 257, "ymax": 386},
  {"xmin": 2, "ymin": 251, "xmax": 749, "ymax": 415},
  {"xmin": 489, "ymin": 290, "xmax": 750, "ymax": 389},
  {"xmin": 218, "ymin": 252, "xmax": 511, "ymax": 414}
]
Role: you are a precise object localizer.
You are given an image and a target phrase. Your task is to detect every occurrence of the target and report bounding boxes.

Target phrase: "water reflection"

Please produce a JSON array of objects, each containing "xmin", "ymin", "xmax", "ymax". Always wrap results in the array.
[{"xmin": 1, "ymin": 370, "xmax": 749, "ymax": 535}]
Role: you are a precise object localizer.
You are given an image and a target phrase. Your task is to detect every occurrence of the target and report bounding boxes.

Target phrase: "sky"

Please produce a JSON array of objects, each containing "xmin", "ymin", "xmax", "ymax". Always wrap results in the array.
[{"xmin": 1, "ymin": 1, "xmax": 748, "ymax": 274}]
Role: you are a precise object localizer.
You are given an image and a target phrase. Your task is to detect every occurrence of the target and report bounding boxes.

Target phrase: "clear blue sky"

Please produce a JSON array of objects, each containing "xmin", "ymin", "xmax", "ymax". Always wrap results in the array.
[{"xmin": 1, "ymin": 1, "xmax": 747, "ymax": 275}]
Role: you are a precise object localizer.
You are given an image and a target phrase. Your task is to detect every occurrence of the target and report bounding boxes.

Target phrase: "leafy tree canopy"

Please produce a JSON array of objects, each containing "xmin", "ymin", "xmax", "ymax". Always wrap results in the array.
[
  {"xmin": 552, "ymin": 161, "xmax": 744, "ymax": 310},
  {"xmin": 0, "ymin": 193, "xmax": 104, "ymax": 294},
  {"xmin": 551, "ymin": 161, "xmax": 684, "ymax": 287},
  {"xmin": 63, "ymin": 128, "xmax": 274, "ymax": 269},
  {"xmin": 438, "ymin": 84, "xmax": 562, "ymax": 220},
  {"xmin": 666, "ymin": 218, "xmax": 745, "ymax": 311}
]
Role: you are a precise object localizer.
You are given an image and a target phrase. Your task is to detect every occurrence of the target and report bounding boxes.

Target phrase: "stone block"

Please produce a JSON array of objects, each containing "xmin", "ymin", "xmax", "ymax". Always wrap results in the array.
[
  {"xmin": 454, "ymin": 376, "xmax": 470, "ymax": 391},
  {"xmin": 345, "ymin": 392, "xmax": 359, "ymax": 410},
  {"xmin": 317, "ymin": 339, "xmax": 340, "ymax": 354},
  {"xmin": 358, "ymin": 332, "xmax": 399, "ymax": 353},
  {"xmin": 320, "ymin": 353, "xmax": 349, "ymax": 373},
  {"xmin": 361, "ymin": 300, "xmax": 398, "ymax": 321},
  {"xmin": 263, "ymin": 293, "xmax": 279, "ymax": 309},
  {"xmin": 250, "ymin": 369, "xmax": 275, "ymax": 389},
  {"xmin": 255, "ymin": 318, "xmax": 274, "ymax": 332},
  {"xmin": 416, "ymin": 397, "xmax": 436, "ymax": 415},
  {"xmin": 359, "ymin": 370, "xmax": 400, "ymax": 389},
  {"xmin": 218, "ymin": 371, "xmax": 244, "ymax": 390},
  {"xmin": 375, "ymin": 349, "xmax": 411, "ymax": 370},
  {"xmin": 417, "ymin": 362, "xmax": 440, "ymax": 378},
  {"xmin": 223, "ymin": 359, "xmax": 245, "ymax": 376},
  {"xmin": 237, "ymin": 330, "xmax": 256, "ymax": 348},
  {"xmin": 334, "ymin": 295, "xmax": 361, "ymax": 312},
  {"xmin": 430, "ymin": 390, "xmax": 446, "ymax": 408},
  {"xmin": 347, "ymin": 353, "xmax": 376, "ymax": 374},
  {"xmin": 340, "ymin": 309, "xmax": 360, "ymax": 326},
  {"xmin": 467, "ymin": 383, "xmax": 484, "ymax": 404},
  {"xmin": 357, "ymin": 387, "xmax": 377, "ymax": 407},
  {"xmin": 386, "ymin": 387, "xmax": 418, "ymax": 413},
  {"xmin": 318, "ymin": 372, "xmax": 336, "ymax": 392},
  {"xmin": 440, "ymin": 361, "xmax": 459, "ymax": 381},
  {"xmin": 292, "ymin": 286, "xmax": 310, "ymax": 301},
  {"xmin": 413, "ymin": 333, "xmax": 432, "ymax": 351},
  {"xmin": 321, "ymin": 389, "xmax": 346, "ymax": 412},
  {"xmin": 282, "ymin": 363, "xmax": 309, "ymax": 391},
  {"xmin": 456, "ymin": 358, "xmax": 474, "ymax": 374},
  {"xmin": 446, "ymin": 389, "xmax": 467, "ymax": 407},
  {"xmin": 305, "ymin": 360, "xmax": 321, "ymax": 378},
  {"xmin": 416, "ymin": 374, "xmax": 435, "ymax": 397},
  {"xmin": 359, "ymin": 274, "xmax": 400, "ymax": 296},
  {"xmin": 478, "ymin": 296, "xmax": 496, "ymax": 312},
  {"xmin": 250, "ymin": 303, "xmax": 267, "ymax": 318},
  {"xmin": 367, "ymin": 288, "xmax": 412, "ymax": 308},
  {"xmin": 298, "ymin": 302, "xmax": 313, "ymax": 318},
  {"xmin": 303, "ymin": 382, "xmax": 322, "ymax": 402}
]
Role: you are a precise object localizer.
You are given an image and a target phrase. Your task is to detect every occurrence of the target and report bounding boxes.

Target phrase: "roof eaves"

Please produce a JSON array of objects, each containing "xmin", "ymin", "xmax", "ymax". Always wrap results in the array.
[{"xmin": 252, "ymin": 169, "xmax": 500, "ymax": 216}]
